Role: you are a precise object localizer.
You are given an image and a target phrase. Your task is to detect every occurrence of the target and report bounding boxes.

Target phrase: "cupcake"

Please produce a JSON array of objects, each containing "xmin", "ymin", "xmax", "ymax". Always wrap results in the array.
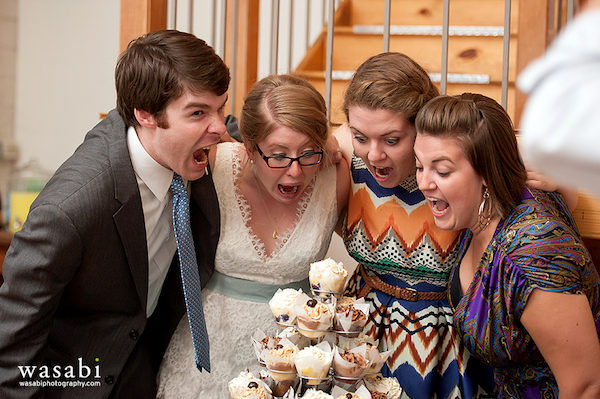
[
  {"xmin": 334, "ymin": 297, "xmax": 369, "ymax": 337},
  {"xmin": 295, "ymin": 294, "xmax": 334, "ymax": 338},
  {"xmin": 262, "ymin": 341, "xmax": 297, "ymax": 381},
  {"xmin": 251, "ymin": 330, "xmax": 282, "ymax": 365},
  {"xmin": 331, "ymin": 385, "xmax": 372, "ymax": 399},
  {"xmin": 336, "ymin": 394, "xmax": 362, "ymax": 399},
  {"xmin": 257, "ymin": 369, "xmax": 298, "ymax": 397},
  {"xmin": 294, "ymin": 342, "xmax": 333, "ymax": 385},
  {"xmin": 333, "ymin": 345, "xmax": 371, "ymax": 382},
  {"xmin": 309, "ymin": 258, "xmax": 349, "ymax": 297},
  {"xmin": 228, "ymin": 371, "xmax": 273, "ymax": 399},
  {"xmin": 279, "ymin": 326, "xmax": 311, "ymax": 349},
  {"xmin": 269, "ymin": 288, "xmax": 303, "ymax": 326},
  {"xmin": 364, "ymin": 374, "xmax": 403, "ymax": 399},
  {"xmin": 302, "ymin": 389, "xmax": 334, "ymax": 399},
  {"xmin": 337, "ymin": 333, "xmax": 378, "ymax": 351},
  {"xmin": 365, "ymin": 346, "xmax": 392, "ymax": 375}
]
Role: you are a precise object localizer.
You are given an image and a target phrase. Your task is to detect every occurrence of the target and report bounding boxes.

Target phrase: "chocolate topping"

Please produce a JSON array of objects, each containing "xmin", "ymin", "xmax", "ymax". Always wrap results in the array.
[
  {"xmin": 248, "ymin": 381, "xmax": 258, "ymax": 389},
  {"xmin": 306, "ymin": 299, "xmax": 317, "ymax": 307},
  {"xmin": 346, "ymin": 394, "xmax": 353, "ymax": 399}
]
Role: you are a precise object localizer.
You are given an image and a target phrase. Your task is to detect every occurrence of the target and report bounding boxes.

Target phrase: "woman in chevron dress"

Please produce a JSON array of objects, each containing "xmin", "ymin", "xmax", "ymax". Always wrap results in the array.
[{"xmin": 335, "ymin": 53, "xmax": 491, "ymax": 398}]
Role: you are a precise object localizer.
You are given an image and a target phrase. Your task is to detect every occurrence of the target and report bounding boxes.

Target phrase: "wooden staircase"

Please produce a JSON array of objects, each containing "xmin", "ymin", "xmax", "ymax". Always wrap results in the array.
[
  {"xmin": 293, "ymin": 0, "xmax": 600, "ymax": 252},
  {"xmin": 295, "ymin": 0, "xmax": 518, "ymax": 125}
]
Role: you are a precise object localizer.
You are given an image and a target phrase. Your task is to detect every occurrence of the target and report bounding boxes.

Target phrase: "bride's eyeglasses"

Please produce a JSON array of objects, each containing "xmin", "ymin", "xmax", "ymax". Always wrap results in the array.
[{"xmin": 255, "ymin": 145, "xmax": 324, "ymax": 168}]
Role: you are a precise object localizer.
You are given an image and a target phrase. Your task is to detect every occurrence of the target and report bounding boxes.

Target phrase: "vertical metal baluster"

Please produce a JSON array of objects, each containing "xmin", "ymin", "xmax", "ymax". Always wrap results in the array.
[
  {"xmin": 211, "ymin": 0, "xmax": 217, "ymax": 48},
  {"xmin": 501, "ymin": 0, "xmax": 511, "ymax": 109},
  {"xmin": 230, "ymin": 0, "xmax": 238, "ymax": 115},
  {"xmin": 567, "ymin": 0, "xmax": 574, "ymax": 21},
  {"xmin": 271, "ymin": 0, "xmax": 280, "ymax": 74},
  {"xmin": 306, "ymin": 0, "xmax": 311, "ymax": 51},
  {"xmin": 220, "ymin": 0, "xmax": 227, "ymax": 60},
  {"xmin": 325, "ymin": 0, "xmax": 335, "ymax": 123},
  {"xmin": 440, "ymin": 0, "xmax": 450, "ymax": 94},
  {"xmin": 168, "ymin": 0, "xmax": 178, "ymax": 29},
  {"xmin": 383, "ymin": 0, "xmax": 391, "ymax": 52},
  {"xmin": 289, "ymin": 0, "xmax": 294, "ymax": 72},
  {"xmin": 189, "ymin": 0, "xmax": 194, "ymax": 33}
]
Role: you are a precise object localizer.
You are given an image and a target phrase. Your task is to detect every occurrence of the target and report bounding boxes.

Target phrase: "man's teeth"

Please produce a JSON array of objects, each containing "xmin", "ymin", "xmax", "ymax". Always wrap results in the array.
[{"xmin": 193, "ymin": 148, "xmax": 209, "ymax": 164}]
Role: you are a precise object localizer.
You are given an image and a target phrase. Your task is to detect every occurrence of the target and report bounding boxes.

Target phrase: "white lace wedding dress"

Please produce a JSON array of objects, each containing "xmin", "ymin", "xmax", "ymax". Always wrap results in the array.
[{"xmin": 156, "ymin": 142, "xmax": 338, "ymax": 398}]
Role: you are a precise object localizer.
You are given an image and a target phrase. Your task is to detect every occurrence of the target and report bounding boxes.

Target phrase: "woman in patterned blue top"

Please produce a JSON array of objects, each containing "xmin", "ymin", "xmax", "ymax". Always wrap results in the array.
[{"xmin": 414, "ymin": 93, "xmax": 600, "ymax": 398}]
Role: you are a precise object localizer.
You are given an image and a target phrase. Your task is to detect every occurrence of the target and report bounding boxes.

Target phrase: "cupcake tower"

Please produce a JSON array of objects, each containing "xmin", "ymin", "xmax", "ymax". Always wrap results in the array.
[{"xmin": 229, "ymin": 258, "xmax": 401, "ymax": 398}]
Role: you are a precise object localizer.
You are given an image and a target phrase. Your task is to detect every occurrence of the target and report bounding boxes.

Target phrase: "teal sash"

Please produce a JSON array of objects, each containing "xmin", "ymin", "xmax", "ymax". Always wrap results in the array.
[{"xmin": 205, "ymin": 270, "xmax": 311, "ymax": 303}]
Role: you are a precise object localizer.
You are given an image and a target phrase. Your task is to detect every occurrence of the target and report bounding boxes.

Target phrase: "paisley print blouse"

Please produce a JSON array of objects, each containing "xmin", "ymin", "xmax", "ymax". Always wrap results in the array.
[{"xmin": 450, "ymin": 189, "xmax": 600, "ymax": 398}]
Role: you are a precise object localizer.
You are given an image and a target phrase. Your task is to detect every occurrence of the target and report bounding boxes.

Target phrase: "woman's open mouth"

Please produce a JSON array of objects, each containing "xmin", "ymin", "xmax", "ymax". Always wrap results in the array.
[
  {"xmin": 278, "ymin": 184, "xmax": 300, "ymax": 197},
  {"xmin": 373, "ymin": 166, "xmax": 392, "ymax": 181},
  {"xmin": 427, "ymin": 197, "xmax": 450, "ymax": 217}
]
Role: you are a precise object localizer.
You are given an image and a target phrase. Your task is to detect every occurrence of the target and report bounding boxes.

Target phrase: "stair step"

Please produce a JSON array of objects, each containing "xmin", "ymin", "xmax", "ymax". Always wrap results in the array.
[
  {"xmin": 353, "ymin": 25, "xmax": 505, "ymax": 37},
  {"xmin": 295, "ymin": 75, "xmax": 515, "ymax": 126},
  {"xmin": 318, "ymin": 31, "xmax": 517, "ymax": 82},
  {"xmin": 326, "ymin": 70, "xmax": 490, "ymax": 85},
  {"xmin": 345, "ymin": 0, "xmax": 518, "ymax": 28}
]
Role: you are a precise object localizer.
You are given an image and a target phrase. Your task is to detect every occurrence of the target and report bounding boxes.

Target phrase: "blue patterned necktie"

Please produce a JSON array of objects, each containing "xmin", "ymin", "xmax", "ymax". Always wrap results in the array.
[{"xmin": 170, "ymin": 173, "xmax": 210, "ymax": 372}]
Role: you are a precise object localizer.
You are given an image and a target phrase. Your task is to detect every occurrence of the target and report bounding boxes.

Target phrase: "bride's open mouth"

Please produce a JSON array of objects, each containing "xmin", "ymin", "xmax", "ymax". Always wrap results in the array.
[{"xmin": 278, "ymin": 184, "xmax": 301, "ymax": 197}]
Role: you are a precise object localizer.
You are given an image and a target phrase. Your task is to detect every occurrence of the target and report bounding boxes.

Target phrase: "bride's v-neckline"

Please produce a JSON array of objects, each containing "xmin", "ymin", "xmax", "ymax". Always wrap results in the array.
[{"xmin": 232, "ymin": 147, "xmax": 315, "ymax": 260}]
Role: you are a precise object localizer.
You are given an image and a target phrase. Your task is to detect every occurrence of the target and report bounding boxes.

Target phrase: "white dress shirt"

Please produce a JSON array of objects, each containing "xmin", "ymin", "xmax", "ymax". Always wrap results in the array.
[
  {"xmin": 127, "ymin": 126, "xmax": 178, "ymax": 316},
  {"xmin": 518, "ymin": 8, "xmax": 600, "ymax": 197}
]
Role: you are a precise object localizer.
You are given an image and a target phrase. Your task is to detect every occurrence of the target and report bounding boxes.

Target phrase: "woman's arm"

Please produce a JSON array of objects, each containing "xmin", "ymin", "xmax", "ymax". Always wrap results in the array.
[
  {"xmin": 521, "ymin": 289, "xmax": 600, "ymax": 398},
  {"xmin": 333, "ymin": 156, "xmax": 350, "ymax": 236},
  {"xmin": 332, "ymin": 123, "xmax": 354, "ymax": 166}
]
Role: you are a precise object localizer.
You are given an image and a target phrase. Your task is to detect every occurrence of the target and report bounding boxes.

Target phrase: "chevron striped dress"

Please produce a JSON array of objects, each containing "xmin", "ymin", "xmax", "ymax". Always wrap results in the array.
[{"xmin": 343, "ymin": 157, "xmax": 490, "ymax": 399}]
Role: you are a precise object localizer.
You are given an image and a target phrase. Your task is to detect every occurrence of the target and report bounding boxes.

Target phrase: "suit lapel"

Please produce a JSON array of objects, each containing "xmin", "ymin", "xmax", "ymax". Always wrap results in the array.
[
  {"xmin": 107, "ymin": 111, "xmax": 149, "ymax": 310},
  {"xmin": 190, "ymin": 169, "xmax": 220, "ymax": 286}
]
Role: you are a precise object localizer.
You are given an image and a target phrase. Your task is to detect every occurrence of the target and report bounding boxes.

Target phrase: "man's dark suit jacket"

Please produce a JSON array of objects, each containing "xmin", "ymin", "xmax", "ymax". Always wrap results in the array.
[{"xmin": 0, "ymin": 110, "xmax": 219, "ymax": 398}]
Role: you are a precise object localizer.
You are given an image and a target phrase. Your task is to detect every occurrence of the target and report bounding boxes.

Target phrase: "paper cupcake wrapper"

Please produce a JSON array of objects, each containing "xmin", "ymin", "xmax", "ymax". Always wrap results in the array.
[
  {"xmin": 331, "ymin": 384, "xmax": 372, "ymax": 399},
  {"xmin": 333, "ymin": 301, "xmax": 370, "ymax": 336},
  {"xmin": 294, "ymin": 342, "xmax": 333, "ymax": 384},
  {"xmin": 333, "ymin": 345, "xmax": 371, "ymax": 380},
  {"xmin": 365, "ymin": 348, "xmax": 392, "ymax": 374}
]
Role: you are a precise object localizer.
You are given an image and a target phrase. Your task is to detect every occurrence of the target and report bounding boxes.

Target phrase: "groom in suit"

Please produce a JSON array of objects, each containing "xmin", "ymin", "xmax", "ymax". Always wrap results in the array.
[{"xmin": 0, "ymin": 30, "xmax": 229, "ymax": 398}]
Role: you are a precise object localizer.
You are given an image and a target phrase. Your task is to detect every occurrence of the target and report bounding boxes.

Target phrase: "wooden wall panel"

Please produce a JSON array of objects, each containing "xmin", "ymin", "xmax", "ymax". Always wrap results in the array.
[{"xmin": 120, "ymin": 0, "xmax": 167, "ymax": 53}]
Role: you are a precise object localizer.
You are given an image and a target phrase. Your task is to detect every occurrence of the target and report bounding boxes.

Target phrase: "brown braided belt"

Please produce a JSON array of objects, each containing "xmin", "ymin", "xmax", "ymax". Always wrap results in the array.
[{"xmin": 358, "ymin": 264, "xmax": 447, "ymax": 301}]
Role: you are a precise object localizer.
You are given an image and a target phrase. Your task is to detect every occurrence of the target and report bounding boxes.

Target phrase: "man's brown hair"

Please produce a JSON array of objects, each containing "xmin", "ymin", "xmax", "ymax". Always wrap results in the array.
[{"xmin": 115, "ymin": 30, "xmax": 230, "ymax": 127}]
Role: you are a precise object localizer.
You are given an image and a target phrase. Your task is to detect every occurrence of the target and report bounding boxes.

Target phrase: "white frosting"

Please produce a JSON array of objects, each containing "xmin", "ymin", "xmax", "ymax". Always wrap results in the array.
[
  {"xmin": 364, "ymin": 374, "xmax": 402, "ymax": 399},
  {"xmin": 309, "ymin": 258, "xmax": 348, "ymax": 292},
  {"xmin": 269, "ymin": 288, "xmax": 302, "ymax": 310},
  {"xmin": 302, "ymin": 389, "xmax": 334, "ymax": 399},
  {"xmin": 228, "ymin": 371, "xmax": 270, "ymax": 399},
  {"xmin": 295, "ymin": 346, "xmax": 328, "ymax": 363}
]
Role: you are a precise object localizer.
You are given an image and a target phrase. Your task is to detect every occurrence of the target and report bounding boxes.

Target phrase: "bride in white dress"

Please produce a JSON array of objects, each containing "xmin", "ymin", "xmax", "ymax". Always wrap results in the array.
[{"xmin": 156, "ymin": 74, "xmax": 349, "ymax": 398}]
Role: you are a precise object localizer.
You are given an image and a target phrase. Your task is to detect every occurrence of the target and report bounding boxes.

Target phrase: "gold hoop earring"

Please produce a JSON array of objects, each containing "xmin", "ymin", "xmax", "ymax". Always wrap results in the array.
[{"xmin": 477, "ymin": 187, "xmax": 492, "ymax": 231}]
